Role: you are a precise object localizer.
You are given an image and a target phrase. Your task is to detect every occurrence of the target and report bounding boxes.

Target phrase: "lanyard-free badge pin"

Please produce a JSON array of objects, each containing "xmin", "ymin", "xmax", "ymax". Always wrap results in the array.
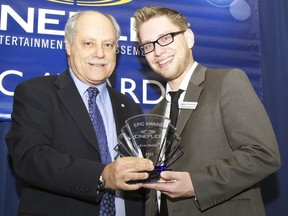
[{"xmin": 179, "ymin": 101, "xmax": 198, "ymax": 110}]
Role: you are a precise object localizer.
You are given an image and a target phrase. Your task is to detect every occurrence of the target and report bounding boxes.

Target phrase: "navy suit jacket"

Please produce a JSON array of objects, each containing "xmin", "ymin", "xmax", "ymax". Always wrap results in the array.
[{"xmin": 6, "ymin": 70, "xmax": 144, "ymax": 216}]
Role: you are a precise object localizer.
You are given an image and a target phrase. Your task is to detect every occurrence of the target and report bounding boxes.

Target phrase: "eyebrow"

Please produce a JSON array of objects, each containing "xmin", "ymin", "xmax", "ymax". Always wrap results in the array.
[
  {"xmin": 141, "ymin": 31, "xmax": 175, "ymax": 44},
  {"xmin": 81, "ymin": 37, "xmax": 115, "ymax": 43}
]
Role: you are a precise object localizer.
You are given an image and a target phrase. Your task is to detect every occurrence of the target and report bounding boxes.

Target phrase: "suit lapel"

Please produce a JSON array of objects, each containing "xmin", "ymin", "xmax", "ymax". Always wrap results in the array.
[
  {"xmin": 107, "ymin": 86, "xmax": 130, "ymax": 135},
  {"xmin": 150, "ymin": 97, "xmax": 167, "ymax": 116},
  {"xmin": 176, "ymin": 64, "xmax": 206, "ymax": 135},
  {"xmin": 55, "ymin": 71, "xmax": 100, "ymax": 153}
]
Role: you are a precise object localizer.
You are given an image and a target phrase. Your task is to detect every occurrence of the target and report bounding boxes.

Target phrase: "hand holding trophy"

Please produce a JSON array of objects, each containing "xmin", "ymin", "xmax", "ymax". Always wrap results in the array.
[{"xmin": 114, "ymin": 114, "xmax": 183, "ymax": 182}]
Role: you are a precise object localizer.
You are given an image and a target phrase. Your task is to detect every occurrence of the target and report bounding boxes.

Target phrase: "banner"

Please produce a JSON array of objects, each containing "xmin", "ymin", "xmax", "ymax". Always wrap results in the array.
[{"xmin": 0, "ymin": 0, "xmax": 261, "ymax": 121}]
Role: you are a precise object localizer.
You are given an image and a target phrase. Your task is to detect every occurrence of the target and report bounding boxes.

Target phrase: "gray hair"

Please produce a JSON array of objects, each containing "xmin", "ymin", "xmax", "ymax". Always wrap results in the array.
[{"xmin": 64, "ymin": 10, "xmax": 121, "ymax": 46}]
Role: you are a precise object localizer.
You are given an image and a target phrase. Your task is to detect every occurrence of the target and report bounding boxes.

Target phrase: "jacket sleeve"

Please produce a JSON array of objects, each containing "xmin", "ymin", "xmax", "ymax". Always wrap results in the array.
[
  {"xmin": 5, "ymin": 80, "xmax": 105, "ymax": 201},
  {"xmin": 192, "ymin": 69, "xmax": 281, "ymax": 210}
]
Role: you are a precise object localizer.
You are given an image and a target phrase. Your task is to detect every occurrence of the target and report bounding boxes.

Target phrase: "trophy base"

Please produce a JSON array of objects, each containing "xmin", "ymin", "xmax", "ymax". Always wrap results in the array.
[{"xmin": 128, "ymin": 166, "xmax": 167, "ymax": 184}]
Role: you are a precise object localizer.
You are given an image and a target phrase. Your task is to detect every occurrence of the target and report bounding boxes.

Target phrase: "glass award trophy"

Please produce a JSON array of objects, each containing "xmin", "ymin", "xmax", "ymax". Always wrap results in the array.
[{"xmin": 114, "ymin": 114, "xmax": 183, "ymax": 182}]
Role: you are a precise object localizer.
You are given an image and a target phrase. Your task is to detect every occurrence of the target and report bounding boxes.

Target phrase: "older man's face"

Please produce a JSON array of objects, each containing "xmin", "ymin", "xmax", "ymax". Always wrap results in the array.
[{"xmin": 66, "ymin": 12, "xmax": 117, "ymax": 86}]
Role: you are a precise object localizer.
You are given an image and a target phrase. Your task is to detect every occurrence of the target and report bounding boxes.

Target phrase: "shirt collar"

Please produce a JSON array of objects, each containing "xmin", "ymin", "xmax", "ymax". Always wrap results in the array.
[
  {"xmin": 166, "ymin": 61, "xmax": 198, "ymax": 102},
  {"xmin": 69, "ymin": 68, "xmax": 107, "ymax": 97}
]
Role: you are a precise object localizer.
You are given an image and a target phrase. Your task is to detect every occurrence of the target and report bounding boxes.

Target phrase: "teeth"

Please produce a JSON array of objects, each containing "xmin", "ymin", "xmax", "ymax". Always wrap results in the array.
[
  {"xmin": 86, "ymin": 60, "xmax": 107, "ymax": 66},
  {"xmin": 159, "ymin": 57, "xmax": 173, "ymax": 65}
]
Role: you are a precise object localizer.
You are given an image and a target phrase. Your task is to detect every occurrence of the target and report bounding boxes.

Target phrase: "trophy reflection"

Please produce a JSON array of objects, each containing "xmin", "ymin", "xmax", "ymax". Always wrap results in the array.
[{"xmin": 114, "ymin": 114, "xmax": 183, "ymax": 182}]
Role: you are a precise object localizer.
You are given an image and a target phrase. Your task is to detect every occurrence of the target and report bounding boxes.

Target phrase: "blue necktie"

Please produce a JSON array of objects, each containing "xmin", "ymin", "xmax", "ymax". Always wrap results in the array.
[{"xmin": 88, "ymin": 87, "xmax": 116, "ymax": 216}]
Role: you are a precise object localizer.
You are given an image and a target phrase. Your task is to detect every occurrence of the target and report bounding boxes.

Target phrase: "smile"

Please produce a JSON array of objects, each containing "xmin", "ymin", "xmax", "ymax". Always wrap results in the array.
[
  {"xmin": 158, "ymin": 56, "xmax": 173, "ymax": 65},
  {"xmin": 86, "ymin": 60, "xmax": 108, "ymax": 66}
]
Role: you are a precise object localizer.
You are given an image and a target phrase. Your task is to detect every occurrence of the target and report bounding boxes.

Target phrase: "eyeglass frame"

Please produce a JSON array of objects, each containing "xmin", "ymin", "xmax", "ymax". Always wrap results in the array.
[{"xmin": 138, "ymin": 29, "xmax": 187, "ymax": 55}]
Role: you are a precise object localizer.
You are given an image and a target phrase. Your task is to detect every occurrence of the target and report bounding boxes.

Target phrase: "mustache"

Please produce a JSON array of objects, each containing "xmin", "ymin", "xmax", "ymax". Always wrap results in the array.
[{"xmin": 86, "ymin": 59, "xmax": 109, "ymax": 66}]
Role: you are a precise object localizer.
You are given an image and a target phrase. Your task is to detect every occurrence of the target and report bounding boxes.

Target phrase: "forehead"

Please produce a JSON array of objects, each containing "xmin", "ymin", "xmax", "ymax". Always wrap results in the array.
[
  {"xmin": 75, "ymin": 12, "xmax": 116, "ymax": 40},
  {"xmin": 139, "ymin": 16, "xmax": 179, "ymax": 42}
]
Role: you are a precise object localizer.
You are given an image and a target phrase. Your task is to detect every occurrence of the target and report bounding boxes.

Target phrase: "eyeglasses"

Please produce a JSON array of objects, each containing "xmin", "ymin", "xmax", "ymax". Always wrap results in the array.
[{"xmin": 138, "ymin": 30, "xmax": 187, "ymax": 55}]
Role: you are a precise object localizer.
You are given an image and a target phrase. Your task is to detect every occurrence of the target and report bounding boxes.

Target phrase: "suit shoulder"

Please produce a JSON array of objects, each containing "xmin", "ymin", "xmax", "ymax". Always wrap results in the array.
[
  {"xmin": 206, "ymin": 67, "xmax": 245, "ymax": 76},
  {"xmin": 14, "ymin": 75, "xmax": 61, "ymax": 98},
  {"xmin": 204, "ymin": 67, "xmax": 248, "ymax": 83},
  {"xmin": 17, "ymin": 75, "xmax": 58, "ymax": 88}
]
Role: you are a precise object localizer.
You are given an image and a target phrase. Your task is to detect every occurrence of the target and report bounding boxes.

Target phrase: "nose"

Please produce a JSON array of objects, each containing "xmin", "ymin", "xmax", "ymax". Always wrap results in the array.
[
  {"xmin": 153, "ymin": 43, "xmax": 166, "ymax": 56},
  {"xmin": 93, "ymin": 45, "xmax": 105, "ymax": 58}
]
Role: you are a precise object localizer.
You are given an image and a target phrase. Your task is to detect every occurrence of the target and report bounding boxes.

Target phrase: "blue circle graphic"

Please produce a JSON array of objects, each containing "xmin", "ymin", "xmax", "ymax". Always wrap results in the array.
[{"xmin": 206, "ymin": 0, "xmax": 237, "ymax": 7}]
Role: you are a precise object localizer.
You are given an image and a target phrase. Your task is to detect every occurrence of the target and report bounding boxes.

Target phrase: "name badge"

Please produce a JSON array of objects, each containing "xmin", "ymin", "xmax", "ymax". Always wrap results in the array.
[{"xmin": 179, "ymin": 101, "xmax": 198, "ymax": 110}]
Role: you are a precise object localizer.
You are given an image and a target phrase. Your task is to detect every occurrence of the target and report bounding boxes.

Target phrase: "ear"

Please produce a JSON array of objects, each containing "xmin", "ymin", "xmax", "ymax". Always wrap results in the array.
[
  {"xmin": 184, "ymin": 28, "xmax": 195, "ymax": 49},
  {"xmin": 65, "ymin": 38, "xmax": 71, "ymax": 56}
]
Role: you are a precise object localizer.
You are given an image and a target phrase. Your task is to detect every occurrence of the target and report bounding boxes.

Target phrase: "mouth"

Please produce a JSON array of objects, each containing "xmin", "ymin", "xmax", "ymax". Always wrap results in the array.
[
  {"xmin": 158, "ymin": 56, "xmax": 173, "ymax": 66},
  {"xmin": 86, "ymin": 60, "xmax": 108, "ymax": 67}
]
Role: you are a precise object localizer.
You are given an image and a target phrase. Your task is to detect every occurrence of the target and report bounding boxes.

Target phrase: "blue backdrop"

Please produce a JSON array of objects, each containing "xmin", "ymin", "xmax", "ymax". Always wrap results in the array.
[
  {"xmin": 1, "ymin": 0, "xmax": 287, "ymax": 215},
  {"xmin": 0, "ymin": 0, "xmax": 262, "ymax": 118}
]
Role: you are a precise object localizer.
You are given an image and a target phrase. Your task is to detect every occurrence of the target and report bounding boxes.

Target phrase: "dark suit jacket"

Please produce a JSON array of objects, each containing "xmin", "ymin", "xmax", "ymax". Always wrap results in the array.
[
  {"xmin": 146, "ymin": 64, "xmax": 281, "ymax": 216},
  {"xmin": 6, "ymin": 70, "xmax": 144, "ymax": 216}
]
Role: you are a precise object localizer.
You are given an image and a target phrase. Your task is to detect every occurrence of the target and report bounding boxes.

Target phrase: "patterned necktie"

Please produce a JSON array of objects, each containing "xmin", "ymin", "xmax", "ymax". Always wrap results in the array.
[
  {"xmin": 160, "ymin": 89, "xmax": 184, "ymax": 216},
  {"xmin": 87, "ymin": 87, "xmax": 116, "ymax": 216}
]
